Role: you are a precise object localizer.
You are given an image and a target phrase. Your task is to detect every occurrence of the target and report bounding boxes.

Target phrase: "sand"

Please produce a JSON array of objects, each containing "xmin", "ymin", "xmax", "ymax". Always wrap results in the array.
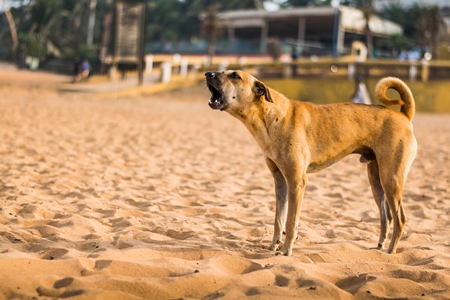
[{"xmin": 0, "ymin": 67, "xmax": 449, "ymax": 299}]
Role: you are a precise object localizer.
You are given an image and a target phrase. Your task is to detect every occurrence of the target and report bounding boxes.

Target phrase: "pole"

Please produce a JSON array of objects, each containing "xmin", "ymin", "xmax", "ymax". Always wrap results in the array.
[
  {"xmin": 331, "ymin": 0, "xmax": 340, "ymax": 57},
  {"xmin": 87, "ymin": 0, "xmax": 97, "ymax": 45},
  {"xmin": 1, "ymin": 0, "xmax": 19, "ymax": 61}
]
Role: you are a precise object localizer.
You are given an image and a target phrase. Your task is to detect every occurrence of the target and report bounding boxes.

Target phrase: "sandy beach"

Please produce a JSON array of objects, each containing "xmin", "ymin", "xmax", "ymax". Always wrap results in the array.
[{"xmin": 0, "ymin": 67, "xmax": 449, "ymax": 299}]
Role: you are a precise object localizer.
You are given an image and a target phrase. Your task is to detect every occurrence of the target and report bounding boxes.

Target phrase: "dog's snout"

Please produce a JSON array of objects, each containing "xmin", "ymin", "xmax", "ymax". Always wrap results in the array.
[{"xmin": 205, "ymin": 72, "xmax": 215, "ymax": 79}]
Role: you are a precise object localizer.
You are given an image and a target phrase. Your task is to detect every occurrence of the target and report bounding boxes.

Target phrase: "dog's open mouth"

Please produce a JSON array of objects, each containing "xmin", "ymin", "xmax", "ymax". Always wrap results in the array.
[{"xmin": 207, "ymin": 83, "xmax": 225, "ymax": 110}]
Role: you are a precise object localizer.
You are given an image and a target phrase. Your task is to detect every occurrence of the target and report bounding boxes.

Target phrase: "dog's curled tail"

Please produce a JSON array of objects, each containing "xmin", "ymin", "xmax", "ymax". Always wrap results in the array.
[{"xmin": 375, "ymin": 77, "xmax": 415, "ymax": 121}]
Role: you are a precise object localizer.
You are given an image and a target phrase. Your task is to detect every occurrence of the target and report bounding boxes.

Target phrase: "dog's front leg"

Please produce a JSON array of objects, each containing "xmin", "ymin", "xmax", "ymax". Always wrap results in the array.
[
  {"xmin": 266, "ymin": 158, "xmax": 288, "ymax": 251},
  {"xmin": 277, "ymin": 173, "xmax": 307, "ymax": 256}
]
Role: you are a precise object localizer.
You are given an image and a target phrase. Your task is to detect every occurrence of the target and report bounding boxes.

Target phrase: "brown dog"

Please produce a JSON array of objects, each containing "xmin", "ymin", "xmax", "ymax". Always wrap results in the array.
[{"xmin": 205, "ymin": 70, "xmax": 417, "ymax": 256}]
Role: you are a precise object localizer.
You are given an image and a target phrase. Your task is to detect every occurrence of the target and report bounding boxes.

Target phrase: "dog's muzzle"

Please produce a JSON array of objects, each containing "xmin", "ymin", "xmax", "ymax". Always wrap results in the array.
[{"xmin": 205, "ymin": 72, "xmax": 226, "ymax": 111}]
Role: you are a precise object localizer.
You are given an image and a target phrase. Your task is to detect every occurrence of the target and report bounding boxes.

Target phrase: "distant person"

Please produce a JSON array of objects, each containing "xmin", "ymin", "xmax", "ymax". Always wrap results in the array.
[
  {"xmin": 291, "ymin": 45, "xmax": 299, "ymax": 61},
  {"xmin": 75, "ymin": 58, "xmax": 91, "ymax": 82},
  {"xmin": 351, "ymin": 76, "xmax": 372, "ymax": 105},
  {"xmin": 290, "ymin": 45, "xmax": 299, "ymax": 76},
  {"xmin": 73, "ymin": 56, "xmax": 81, "ymax": 82}
]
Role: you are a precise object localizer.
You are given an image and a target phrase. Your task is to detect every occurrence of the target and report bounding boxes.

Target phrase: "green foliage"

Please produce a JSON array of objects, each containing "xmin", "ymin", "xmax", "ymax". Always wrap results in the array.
[
  {"xmin": 381, "ymin": 2, "xmax": 445, "ymax": 58},
  {"xmin": 2, "ymin": 0, "xmax": 446, "ymax": 60},
  {"xmin": 391, "ymin": 35, "xmax": 413, "ymax": 52},
  {"xmin": 65, "ymin": 44, "xmax": 99, "ymax": 62},
  {"xmin": 380, "ymin": 2, "xmax": 419, "ymax": 38},
  {"xmin": 7, "ymin": 0, "xmax": 111, "ymax": 59},
  {"xmin": 145, "ymin": 0, "xmax": 264, "ymax": 43},
  {"xmin": 280, "ymin": 0, "xmax": 332, "ymax": 7},
  {"xmin": 19, "ymin": 32, "xmax": 46, "ymax": 57}
]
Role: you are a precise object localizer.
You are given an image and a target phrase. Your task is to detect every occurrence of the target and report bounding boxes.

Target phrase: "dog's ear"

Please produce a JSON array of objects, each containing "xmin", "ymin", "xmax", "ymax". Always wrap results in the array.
[{"xmin": 253, "ymin": 80, "xmax": 274, "ymax": 103}]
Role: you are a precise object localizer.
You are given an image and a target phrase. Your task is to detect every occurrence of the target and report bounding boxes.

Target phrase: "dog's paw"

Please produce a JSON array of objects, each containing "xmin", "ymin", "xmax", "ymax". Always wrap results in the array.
[
  {"xmin": 370, "ymin": 243, "xmax": 384, "ymax": 250},
  {"xmin": 275, "ymin": 250, "xmax": 290, "ymax": 256},
  {"xmin": 275, "ymin": 245, "xmax": 291, "ymax": 256},
  {"xmin": 265, "ymin": 245, "xmax": 276, "ymax": 251},
  {"xmin": 266, "ymin": 242, "xmax": 283, "ymax": 251},
  {"xmin": 387, "ymin": 248, "xmax": 397, "ymax": 254}
]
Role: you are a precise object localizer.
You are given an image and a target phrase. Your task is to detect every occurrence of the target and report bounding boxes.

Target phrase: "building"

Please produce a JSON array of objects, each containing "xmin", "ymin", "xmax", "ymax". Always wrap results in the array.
[
  {"xmin": 218, "ymin": 6, "xmax": 402, "ymax": 57},
  {"xmin": 373, "ymin": 0, "xmax": 449, "ymax": 10}
]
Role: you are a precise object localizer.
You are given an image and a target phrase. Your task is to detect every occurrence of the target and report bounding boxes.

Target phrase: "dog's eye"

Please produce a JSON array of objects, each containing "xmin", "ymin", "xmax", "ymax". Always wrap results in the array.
[{"xmin": 230, "ymin": 72, "xmax": 241, "ymax": 80}]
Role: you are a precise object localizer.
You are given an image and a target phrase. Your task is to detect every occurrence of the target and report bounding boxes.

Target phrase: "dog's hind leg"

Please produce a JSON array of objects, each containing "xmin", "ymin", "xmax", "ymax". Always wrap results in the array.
[
  {"xmin": 367, "ymin": 160, "xmax": 392, "ymax": 250},
  {"xmin": 379, "ymin": 162, "xmax": 410, "ymax": 254},
  {"xmin": 378, "ymin": 135, "xmax": 416, "ymax": 254},
  {"xmin": 383, "ymin": 181, "xmax": 407, "ymax": 254},
  {"xmin": 266, "ymin": 158, "xmax": 288, "ymax": 251}
]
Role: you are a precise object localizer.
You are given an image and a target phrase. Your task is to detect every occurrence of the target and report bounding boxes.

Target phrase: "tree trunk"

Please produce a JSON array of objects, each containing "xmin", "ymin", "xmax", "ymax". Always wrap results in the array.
[
  {"xmin": 366, "ymin": 29, "xmax": 373, "ymax": 59},
  {"xmin": 1, "ymin": 0, "xmax": 19, "ymax": 61},
  {"xmin": 208, "ymin": 33, "xmax": 216, "ymax": 60},
  {"xmin": 87, "ymin": 0, "xmax": 97, "ymax": 45},
  {"xmin": 364, "ymin": 11, "xmax": 373, "ymax": 59}
]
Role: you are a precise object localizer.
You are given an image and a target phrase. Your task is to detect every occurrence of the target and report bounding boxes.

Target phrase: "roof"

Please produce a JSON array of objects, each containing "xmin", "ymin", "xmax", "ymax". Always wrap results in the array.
[
  {"xmin": 340, "ymin": 6, "xmax": 402, "ymax": 36},
  {"xmin": 218, "ymin": 6, "xmax": 402, "ymax": 37},
  {"xmin": 219, "ymin": 6, "xmax": 336, "ymax": 20}
]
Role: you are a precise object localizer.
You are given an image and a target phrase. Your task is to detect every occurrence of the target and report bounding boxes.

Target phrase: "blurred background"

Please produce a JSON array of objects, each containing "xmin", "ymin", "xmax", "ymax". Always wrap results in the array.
[
  {"xmin": 1, "ymin": 0, "xmax": 450, "ymax": 111},
  {"xmin": 1, "ymin": 0, "xmax": 449, "ymax": 69}
]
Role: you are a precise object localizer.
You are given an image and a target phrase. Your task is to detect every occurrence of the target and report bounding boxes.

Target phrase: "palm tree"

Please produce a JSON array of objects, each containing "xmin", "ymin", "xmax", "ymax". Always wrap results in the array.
[
  {"xmin": 415, "ymin": 5, "xmax": 444, "ymax": 60},
  {"xmin": 381, "ymin": 2, "xmax": 447, "ymax": 60},
  {"xmin": 355, "ymin": 0, "xmax": 375, "ymax": 59},
  {"xmin": 21, "ymin": 0, "xmax": 97, "ymax": 55},
  {"xmin": 200, "ymin": 4, "xmax": 223, "ymax": 64}
]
